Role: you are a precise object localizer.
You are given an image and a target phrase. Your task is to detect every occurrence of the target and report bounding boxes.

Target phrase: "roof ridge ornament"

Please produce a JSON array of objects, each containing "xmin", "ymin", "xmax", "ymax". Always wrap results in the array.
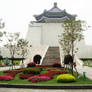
[{"xmin": 54, "ymin": 2, "xmax": 57, "ymax": 7}]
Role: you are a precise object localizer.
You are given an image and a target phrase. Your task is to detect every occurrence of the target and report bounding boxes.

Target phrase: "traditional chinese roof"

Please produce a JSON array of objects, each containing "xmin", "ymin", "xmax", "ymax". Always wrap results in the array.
[{"xmin": 34, "ymin": 2, "xmax": 76, "ymax": 23}]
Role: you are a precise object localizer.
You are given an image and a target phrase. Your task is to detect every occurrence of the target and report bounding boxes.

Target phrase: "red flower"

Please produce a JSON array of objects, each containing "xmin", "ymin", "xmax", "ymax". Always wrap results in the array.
[
  {"xmin": 52, "ymin": 62, "xmax": 61, "ymax": 67},
  {"xmin": 20, "ymin": 74, "xmax": 33, "ymax": 79},
  {"xmin": 36, "ymin": 65, "xmax": 52, "ymax": 67},
  {"xmin": 73, "ymin": 63, "xmax": 76, "ymax": 67},
  {"xmin": 0, "ymin": 75, "xmax": 13, "ymax": 80},
  {"xmin": 28, "ymin": 76, "xmax": 51, "ymax": 83},
  {"xmin": 27, "ymin": 62, "xmax": 36, "ymax": 67}
]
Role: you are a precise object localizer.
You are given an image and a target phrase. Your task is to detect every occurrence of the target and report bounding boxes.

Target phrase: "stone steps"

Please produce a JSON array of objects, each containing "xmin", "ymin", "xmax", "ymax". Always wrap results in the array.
[{"xmin": 42, "ymin": 47, "xmax": 60, "ymax": 65}]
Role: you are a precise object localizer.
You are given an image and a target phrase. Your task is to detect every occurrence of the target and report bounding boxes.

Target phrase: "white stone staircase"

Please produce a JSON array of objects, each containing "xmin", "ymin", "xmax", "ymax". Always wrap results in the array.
[
  {"xmin": 23, "ymin": 45, "xmax": 83, "ymax": 67},
  {"xmin": 42, "ymin": 47, "xmax": 60, "ymax": 65}
]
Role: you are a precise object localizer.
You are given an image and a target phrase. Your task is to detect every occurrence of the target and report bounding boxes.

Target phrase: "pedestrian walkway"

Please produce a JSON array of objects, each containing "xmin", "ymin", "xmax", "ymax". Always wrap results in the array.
[
  {"xmin": 0, "ymin": 88, "xmax": 91, "ymax": 92},
  {"xmin": 0, "ymin": 66, "xmax": 21, "ymax": 71},
  {"xmin": 76, "ymin": 66, "xmax": 92, "ymax": 80}
]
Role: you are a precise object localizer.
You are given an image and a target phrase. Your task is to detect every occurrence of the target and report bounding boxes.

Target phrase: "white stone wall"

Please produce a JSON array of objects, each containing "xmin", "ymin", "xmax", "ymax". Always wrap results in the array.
[
  {"xmin": 27, "ymin": 24, "xmax": 42, "ymax": 45},
  {"xmin": 76, "ymin": 40, "xmax": 92, "ymax": 58},
  {"xmin": 26, "ymin": 23, "xmax": 64, "ymax": 46}
]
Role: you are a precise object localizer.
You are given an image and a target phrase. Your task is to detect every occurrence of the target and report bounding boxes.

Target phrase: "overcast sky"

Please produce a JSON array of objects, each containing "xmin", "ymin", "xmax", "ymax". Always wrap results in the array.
[{"xmin": 0, "ymin": 0, "xmax": 92, "ymax": 45}]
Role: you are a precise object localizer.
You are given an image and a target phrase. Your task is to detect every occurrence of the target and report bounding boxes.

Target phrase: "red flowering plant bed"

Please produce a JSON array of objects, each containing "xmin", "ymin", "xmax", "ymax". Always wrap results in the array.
[
  {"xmin": 0, "ymin": 75, "xmax": 13, "ymax": 81},
  {"xmin": 36, "ymin": 65, "xmax": 52, "ymax": 67},
  {"xmin": 19, "ymin": 74, "xmax": 33, "ymax": 79},
  {"xmin": 52, "ymin": 62, "xmax": 61, "ymax": 67},
  {"xmin": 0, "ymin": 69, "xmax": 24, "ymax": 81},
  {"xmin": 28, "ymin": 76, "xmax": 51, "ymax": 83},
  {"xmin": 27, "ymin": 62, "xmax": 36, "ymax": 67}
]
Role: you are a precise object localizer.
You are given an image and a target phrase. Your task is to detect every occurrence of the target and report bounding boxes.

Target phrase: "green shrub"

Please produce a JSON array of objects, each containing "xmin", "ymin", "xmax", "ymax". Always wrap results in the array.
[
  {"xmin": 83, "ymin": 61, "xmax": 87, "ymax": 66},
  {"xmin": 56, "ymin": 74, "xmax": 76, "ymax": 83},
  {"xmin": 14, "ymin": 60, "xmax": 21, "ymax": 65},
  {"xmin": 23, "ymin": 67, "xmax": 41, "ymax": 74},
  {"xmin": 23, "ymin": 68, "xmax": 31, "ymax": 74},
  {"xmin": 0, "ymin": 60, "xmax": 2, "ymax": 65}
]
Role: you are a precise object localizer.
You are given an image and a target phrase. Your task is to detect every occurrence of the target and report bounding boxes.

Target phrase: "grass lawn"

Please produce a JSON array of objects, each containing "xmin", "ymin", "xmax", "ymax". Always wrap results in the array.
[
  {"xmin": 83, "ymin": 60, "xmax": 92, "ymax": 67},
  {"xmin": 0, "ymin": 67, "xmax": 92, "ymax": 85}
]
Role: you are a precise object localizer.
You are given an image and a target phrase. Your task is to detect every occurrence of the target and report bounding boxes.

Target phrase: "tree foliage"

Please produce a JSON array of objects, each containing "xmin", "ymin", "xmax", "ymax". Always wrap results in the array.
[
  {"xmin": 59, "ymin": 17, "xmax": 86, "ymax": 55},
  {"xmin": 0, "ymin": 19, "xmax": 5, "ymax": 56},
  {"xmin": 17, "ymin": 38, "xmax": 30, "ymax": 58},
  {"xmin": 4, "ymin": 32, "xmax": 20, "ymax": 58},
  {"xmin": 59, "ymin": 17, "xmax": 87, "ymax": 74},
  {"xmin": 17, "ymin": 38, "xmax": 31, "ymax": 67}
]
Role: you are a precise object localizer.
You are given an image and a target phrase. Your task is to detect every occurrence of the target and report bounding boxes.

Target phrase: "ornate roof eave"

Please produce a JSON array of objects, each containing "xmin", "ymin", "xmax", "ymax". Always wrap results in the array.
[
  {"xmin": 33, "ymin": 2, "xmax": 76, "ymax": 22},
  {"xmin": 37, "ymin": 16, "xmax": 70, "ymax": 23},
  {"xmin": 37, "ymin": 16, "xmax": 47, "ymax": 22}
]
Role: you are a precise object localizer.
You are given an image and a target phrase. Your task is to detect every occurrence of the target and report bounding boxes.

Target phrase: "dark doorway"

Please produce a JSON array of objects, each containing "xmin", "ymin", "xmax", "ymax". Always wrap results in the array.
[{"xmin": 33, "ymin": 54, "xmax": 42, "ymax": 64}]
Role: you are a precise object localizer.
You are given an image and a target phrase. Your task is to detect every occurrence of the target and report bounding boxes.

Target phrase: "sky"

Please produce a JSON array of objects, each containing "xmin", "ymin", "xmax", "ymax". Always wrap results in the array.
[{"xmin": 0, "ymin": 0, "xmax": 92, "ymax": 45}]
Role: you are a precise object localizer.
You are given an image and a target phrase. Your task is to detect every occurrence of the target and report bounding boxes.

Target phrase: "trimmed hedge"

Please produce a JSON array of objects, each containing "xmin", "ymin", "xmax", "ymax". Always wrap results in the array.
[
  {"xmin": 23, "ymin": 67, "xmax": 41, "ymax": 74},
  {"xmin": 56, "ymin": 74, "xmax": 76, "ymax": 83}
]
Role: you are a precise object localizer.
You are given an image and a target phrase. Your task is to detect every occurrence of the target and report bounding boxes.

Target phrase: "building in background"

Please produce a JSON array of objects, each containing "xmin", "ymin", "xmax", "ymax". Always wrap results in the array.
[{"xmin": 1, "ymin": 2, "xmax": 92, "ymax": 65}]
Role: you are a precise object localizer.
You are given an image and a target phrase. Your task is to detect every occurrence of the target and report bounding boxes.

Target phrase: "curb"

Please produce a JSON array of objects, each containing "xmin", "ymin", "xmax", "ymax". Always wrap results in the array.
[{"xmin": 0, "ymin": 84, "xmax": 92, "ymax": 89}]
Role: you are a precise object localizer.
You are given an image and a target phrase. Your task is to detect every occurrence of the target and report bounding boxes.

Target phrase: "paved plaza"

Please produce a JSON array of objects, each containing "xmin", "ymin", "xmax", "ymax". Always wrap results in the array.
[
  {"xmin": 0, "ymin": 88, "xmax": 92, "ymax": 92},
  {"xmin": 0, "ymin": 66, "xmax": 21, "ymax": 71},
  {"xmin": 76, "ymin": 66, "xmax": 92, "ymax": 80}
]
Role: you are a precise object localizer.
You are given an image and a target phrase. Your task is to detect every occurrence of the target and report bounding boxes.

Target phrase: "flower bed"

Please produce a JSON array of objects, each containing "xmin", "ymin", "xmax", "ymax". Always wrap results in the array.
[
  {"xmin": 28, "ymin": 76, "xmax": 51, "ymax": 83},
  {"xmin": 0, "ymin": 75, "xmax": 13, "ymax": 80},
  {"xmin": 36, "ymin": 65, "xmax": 52, "ymax": 67},
  {"xmin": 0, "ymin": 69, "xmax": 24, "ymax": 81},
  {"xmin": 52, "ymin": 62, "xmax": 61, "ymax": 67},
  {"xmin": 0, "ymin": 66, "xmax": 80, "ymax": 84},
  {"xmin": 27, "ymin": 62, "xmax": 36, "ymax": 67},
  {"xmin": 0, "ymin": 67, "xmax": 67, "ymax": 81},
  {"xmin": 40, "ymin": 70, "xmax": 67, "ymax": 79}
]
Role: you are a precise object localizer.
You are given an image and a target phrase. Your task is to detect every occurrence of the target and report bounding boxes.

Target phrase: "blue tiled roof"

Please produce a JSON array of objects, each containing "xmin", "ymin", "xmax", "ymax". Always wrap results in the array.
[{"xmin": 34, "ymin": 4, "xmax": 75, "ymax": 22}]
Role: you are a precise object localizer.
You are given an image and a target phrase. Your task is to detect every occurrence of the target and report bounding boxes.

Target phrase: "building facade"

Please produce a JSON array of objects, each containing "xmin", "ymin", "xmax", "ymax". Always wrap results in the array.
[{"xmin": 26, "ymin": 2, "xmax": 75, "ymax": 46}]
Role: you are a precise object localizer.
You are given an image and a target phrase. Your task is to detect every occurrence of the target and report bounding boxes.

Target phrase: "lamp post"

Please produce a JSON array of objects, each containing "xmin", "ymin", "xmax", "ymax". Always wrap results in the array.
[{"xmin": 0, "ymin": 19, "xmax": 5, "ymax": 29}]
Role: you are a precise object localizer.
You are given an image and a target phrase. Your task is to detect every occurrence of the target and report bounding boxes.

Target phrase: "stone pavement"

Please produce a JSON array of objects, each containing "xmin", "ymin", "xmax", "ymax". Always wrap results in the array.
[
  {"xmin": 0, "ymin": 88, "xmax": 91, "ymax": 92},
  {"xmin": 0, "ymin": 66, "xmax": 21, "ymax": 71},
  {"xmin": 76, "ymin": 66, "xmax": 92, "ymax": 79}
]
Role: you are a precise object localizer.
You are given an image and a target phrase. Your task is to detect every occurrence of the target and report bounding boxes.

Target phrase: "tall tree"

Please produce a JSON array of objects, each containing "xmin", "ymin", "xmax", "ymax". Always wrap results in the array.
[
  {"xmin": 0, "ymin": 19, "xmax": 5, "ymax": 59},
  {"xmin": 59, "ymin": 17, "xmax": 87, "ymax": 74},
  {"xmin": 4, "ymin": 32, "xmax": 20, "ymax": 69},
  {"xmin": 17, "ymin": 38, "xmax": 31, "ymax": 67}
]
